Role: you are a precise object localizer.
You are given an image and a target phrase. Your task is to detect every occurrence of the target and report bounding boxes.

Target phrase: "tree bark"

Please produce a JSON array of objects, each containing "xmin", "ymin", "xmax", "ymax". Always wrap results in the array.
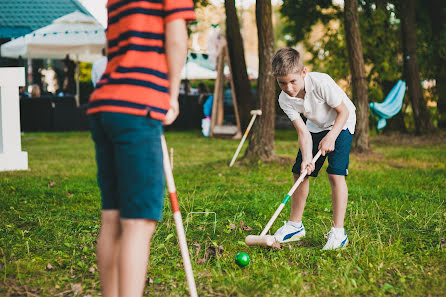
[
  {"xmin": 427, "ymin": 0, "xmax": 446, "ymax": 128},
  {"xmin": 224, "ymin": 0, "xmax": 253, "ymax": 129},
  {"xmin": 400, "ymin": 0, "xmax": 434, "ymax": 134},
  {"xmin": 344, "ymin": 0, "xmax": 369, "ymax": 151},
  {"xmin": 245, "ymin": 0, "xmax": 276, "ymax": 161}
]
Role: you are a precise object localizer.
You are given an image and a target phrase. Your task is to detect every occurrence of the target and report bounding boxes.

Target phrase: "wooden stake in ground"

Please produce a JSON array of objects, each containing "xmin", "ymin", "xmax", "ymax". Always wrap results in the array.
[
  {"xmin": 229, "ymin": 110, "xmax": 262, "ymax": 167},
  {"xmin": 161, "ymin": 135, "xmax": 198, "ymax": 297}
]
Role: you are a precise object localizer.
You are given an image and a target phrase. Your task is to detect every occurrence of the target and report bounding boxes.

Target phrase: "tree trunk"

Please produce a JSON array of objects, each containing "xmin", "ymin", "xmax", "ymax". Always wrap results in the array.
[
  {"xmin": 224, "ymin": 0, "xmax": 253, "ymax": 129},
  {"xmin": 245, "ymin": 0, "xmax": 276, "ymax": 161},
  {"xmin": 428, "ymin": 0, "xmax": 446, "ymax": 129},
  {"xmin": 344, "ymin": 0, "xmax": 369, "ymax": 151},
  {"xmin": 400, "ymin": 0, "xmax": 434, "ymax": 134}
]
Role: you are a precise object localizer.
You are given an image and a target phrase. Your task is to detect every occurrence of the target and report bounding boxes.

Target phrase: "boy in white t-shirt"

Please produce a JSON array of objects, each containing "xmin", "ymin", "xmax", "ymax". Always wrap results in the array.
[{"xmin": 272, "ymin": 48, "xmax": 356, "ymax": 250}]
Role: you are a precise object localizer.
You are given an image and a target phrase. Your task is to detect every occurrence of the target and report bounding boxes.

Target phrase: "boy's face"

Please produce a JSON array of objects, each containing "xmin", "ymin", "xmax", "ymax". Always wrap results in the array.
[{"xmin": 276, "ymin": 67, "xmax": 307, "ymax": 98}]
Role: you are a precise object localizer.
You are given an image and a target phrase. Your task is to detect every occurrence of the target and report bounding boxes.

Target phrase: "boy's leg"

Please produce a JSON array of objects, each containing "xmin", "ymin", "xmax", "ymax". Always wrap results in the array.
[
  {"xmin": 326, "ymin": 129, "xmax": 352, "ymax": 228},
  {"xmin": 322, "ymin": 129, "xmax": 352, "ymax": 250},
  {"xmin": 103, "ymin": 113, "xmax": 164, "ymax": 296},
  {"xmin": 97, "ymin": 210, "xmax": 121, "ymax": 297},
  {"xmin": 289, "ymin": 174, "xmax": 310, "ymax": 223},
  {"xmin": 289, "ymin": 131, "xmax": 327, "ymax": 223},
  {"xmin": 327, "ymin": 174, "xmax": 348, "ymax": 228},
  {"xmin": 118, "ymin": 219, "xmax": 157, "ymax": 297},
  {"xmin": 274, "ymin": 133, "xmax": 327, "ymax": 243},
  {"xmin": 89, "ymin": 113, "xmax": 123, "ymax": 296}
]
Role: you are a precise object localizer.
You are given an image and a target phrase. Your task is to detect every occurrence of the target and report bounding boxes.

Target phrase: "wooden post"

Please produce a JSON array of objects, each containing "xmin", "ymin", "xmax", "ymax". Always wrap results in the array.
[
  {"xmin": 223, "ymin": 45, "xmax": 241, "ymax": 139},
  {"xmin": 210, "ymin": 44, "xmax": 242, "ymax": 138},
  {"xmin": 210, "ymin": 48, "xmax": 225, "ymax": 136}
]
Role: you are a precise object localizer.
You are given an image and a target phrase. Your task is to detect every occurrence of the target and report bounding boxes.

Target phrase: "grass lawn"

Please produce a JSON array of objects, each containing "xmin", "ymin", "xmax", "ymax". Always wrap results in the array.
[{"xmin": 0, "ymin": 130, "xmax": 445, "ymax": 296}]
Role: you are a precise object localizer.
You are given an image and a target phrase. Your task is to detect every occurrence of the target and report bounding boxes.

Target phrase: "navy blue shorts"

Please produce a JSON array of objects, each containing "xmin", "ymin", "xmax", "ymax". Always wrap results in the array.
[
  {"xmin": 292, "ymin": 129, "xmax": 353, "ymax": 177},
  {"xmin": 89, "ymin": 112, "xmax": 165, "ymax": 220}
]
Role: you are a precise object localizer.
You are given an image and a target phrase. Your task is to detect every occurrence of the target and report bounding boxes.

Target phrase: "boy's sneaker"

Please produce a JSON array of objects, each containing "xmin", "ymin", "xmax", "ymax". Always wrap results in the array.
[
  {"xmin": 322, "ymin": 227, "xmax": 348, "ymax": 250},
  {"xmin": 273, "ymin": 221, "xmax": 305, "ymax": 243}
]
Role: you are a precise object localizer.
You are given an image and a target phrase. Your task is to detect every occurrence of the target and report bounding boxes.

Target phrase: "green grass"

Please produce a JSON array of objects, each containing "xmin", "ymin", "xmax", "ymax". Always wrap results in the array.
[{"xmin": 1, "ymin": 130, "xmax": 445, "ymax": 296}]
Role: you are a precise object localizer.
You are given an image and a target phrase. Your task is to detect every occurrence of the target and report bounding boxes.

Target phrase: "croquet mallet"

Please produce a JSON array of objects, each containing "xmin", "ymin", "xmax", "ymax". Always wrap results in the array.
[
  {"xmin": 245, "ymin": 150, "xmax": 322, "ymax": 247},
  {"xmin": 229, "ymin": 109, "xmax": 262, "ymax": 167},
  {"xmin": 161, "ymin": 135, "xmax": 198, "ymax": 297}
]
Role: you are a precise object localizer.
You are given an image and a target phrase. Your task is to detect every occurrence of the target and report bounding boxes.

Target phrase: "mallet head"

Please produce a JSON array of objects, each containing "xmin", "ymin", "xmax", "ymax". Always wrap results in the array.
[
  {"xmin": 245, "ymin": 235, "xmax": 277, "ymax": 247},
  {"xmin": 250, "ymin": 109, "xmax": 262, "ymax": 116}
]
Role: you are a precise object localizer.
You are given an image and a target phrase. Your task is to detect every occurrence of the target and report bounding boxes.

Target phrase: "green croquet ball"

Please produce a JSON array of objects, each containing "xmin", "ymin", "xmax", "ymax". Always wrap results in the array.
[{"xmin": 235, "ymin": 252, "xmax": 250, "ymax": 267}]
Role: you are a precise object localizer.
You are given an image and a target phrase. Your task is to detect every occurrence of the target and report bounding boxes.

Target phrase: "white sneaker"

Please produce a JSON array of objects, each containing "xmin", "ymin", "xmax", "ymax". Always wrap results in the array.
[
  {"xmin": 273, "ymin": 221, "xmax": 306, "ymax": 243},
  {"xmin": 322, "ymin": 228, "xmax": 348, "ymax": 250}
]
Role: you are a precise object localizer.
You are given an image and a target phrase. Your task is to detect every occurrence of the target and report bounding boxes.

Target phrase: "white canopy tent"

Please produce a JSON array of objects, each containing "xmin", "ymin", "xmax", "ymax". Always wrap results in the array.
[
  {"xmin": 181, "ymin": 60, "xmax": 217, "ymax": 80},
  {"xmin": 1, "ymin": 11, "xmax": 106, "ymax": 105}
]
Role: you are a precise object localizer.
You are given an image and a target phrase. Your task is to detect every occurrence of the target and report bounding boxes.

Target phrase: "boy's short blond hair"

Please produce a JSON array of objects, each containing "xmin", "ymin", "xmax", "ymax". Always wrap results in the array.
[{"xmin": 272, "ymin": 48, "xmax": 303, "ymax": 77}]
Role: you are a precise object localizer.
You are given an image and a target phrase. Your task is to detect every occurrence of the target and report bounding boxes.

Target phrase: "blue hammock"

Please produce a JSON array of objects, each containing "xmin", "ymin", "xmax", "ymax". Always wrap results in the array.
[{"xmin": 369, "ymin": 80, "xmax": 406, "ymax": 130}]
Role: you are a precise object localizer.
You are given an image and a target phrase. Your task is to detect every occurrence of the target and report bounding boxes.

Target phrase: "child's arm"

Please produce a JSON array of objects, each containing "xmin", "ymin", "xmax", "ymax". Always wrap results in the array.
[
  {"xmin": 318, "ymin": 101, "xmax": 349, "ymax": 155},
  {"xmin": 293, "ymin": 115, "xmax": 315, "ymax": 175},
  {"xmin": 164, "ymin": 18, "xmax": 188, "ymax": 125}
]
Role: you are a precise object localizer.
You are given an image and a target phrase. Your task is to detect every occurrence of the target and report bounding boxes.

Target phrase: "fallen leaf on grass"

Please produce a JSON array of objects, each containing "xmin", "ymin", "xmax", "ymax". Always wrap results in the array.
[
  {"xmin": 46, "ymin": 263, "xmax": 53, "ymax": 270},
  {"xmin": 88, "ymin": 267, "xmax": 95, "ymax": 274},
  {"xmin": 282, "ymin": 243, "xmax": 293, "ymax": 251},
  {"xmin": 72, "ymin": 283, "xmax": 82, "ymax": 294},
  {"xmin": 191, "ymin": 242, "xmax": 201, "ymax": 256},
  {"xmin": 197, "ymin": 245, "xmax": 224, "ymax": 264},
  {"xmin": 239, "ymin": 220, "xmax": 253, "ymax": 231},
  {"xmin": 67, "ymin": 192, "xmax": 72, "ymax": 197},
  {"xmin": 48, "ymin": 180, "xmax": 56, "ymax": 187},
  {"xmin": 206, "ymin": 245, "xmax": 224, "ymax": 259},
  {"xmin": 441, "ymin": 238, "xmax": 445, "ymax": 248}
]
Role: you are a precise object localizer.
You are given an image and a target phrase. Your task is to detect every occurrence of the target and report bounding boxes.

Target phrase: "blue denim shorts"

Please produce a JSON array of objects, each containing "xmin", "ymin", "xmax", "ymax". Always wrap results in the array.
[
  {"xmin": 292, "ymin": 129, "xmax": 353, "ymax": 177},
  {"xmin": 89, "ymin": 112, "xmax": 165, "ymax": 220}
]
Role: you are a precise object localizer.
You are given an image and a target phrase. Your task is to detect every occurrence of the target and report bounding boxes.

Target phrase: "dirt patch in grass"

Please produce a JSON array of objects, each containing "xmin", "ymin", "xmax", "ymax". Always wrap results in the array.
[
  {"xmin": 370, "ymin": 133, "xmax": 446, "ymax": 147},
  {"xmin": 351, "ymin": 149, "xmax": 385, "ymax": 163}
]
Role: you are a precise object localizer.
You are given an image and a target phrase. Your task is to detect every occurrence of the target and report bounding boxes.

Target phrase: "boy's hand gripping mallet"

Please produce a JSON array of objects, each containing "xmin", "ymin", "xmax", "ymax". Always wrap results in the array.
[
  {"xmin": 229, "ymin": 109, "xmax": 262, "ymax": 167},
  {"xmin": 161, "ymin": 135, "xmax": 198, "ymax": 297},
  {"xmin": 245, "ymin": 150, "xmax": 322, "ymax": 247}
]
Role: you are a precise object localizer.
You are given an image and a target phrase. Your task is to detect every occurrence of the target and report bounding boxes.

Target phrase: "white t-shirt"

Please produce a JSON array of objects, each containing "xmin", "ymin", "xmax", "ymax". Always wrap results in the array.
[
  {"xmin": 278, "ymin": 72, "xmax": 356, "ymax": 133},
  {"xmin": 91, "ymin": 56, "xmax": 108, "ymax": 87}
]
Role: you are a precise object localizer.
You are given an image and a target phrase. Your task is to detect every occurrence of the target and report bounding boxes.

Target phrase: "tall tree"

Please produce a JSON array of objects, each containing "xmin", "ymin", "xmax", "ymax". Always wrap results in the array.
[
  {"xmin": 400, "ymin": 0, "xmax": 434, "ymax": 134},
  {"xmin": 426, "ymin": 0, "xmax": 446, "ymax": 128},
  {"xmin": 344, "ymin": 0, "xmax": 369, "ymax": 151},
  {"xmin": 245, "ymin": 0, "xmax": 276, "ymax": 161},
  {"xmin": 224, "ymin": 0, "xmax": 253, "ymax": 128}
]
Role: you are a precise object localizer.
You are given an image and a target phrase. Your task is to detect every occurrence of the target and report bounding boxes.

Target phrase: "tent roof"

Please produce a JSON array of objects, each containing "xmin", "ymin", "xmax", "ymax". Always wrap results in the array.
[
  {"xmin": 1, "ymin": 11, "xmax": 105, "ymax": 62},
  {"xmin": 0, "ymin": 0, "xmax": 92, "ymax": 38}
]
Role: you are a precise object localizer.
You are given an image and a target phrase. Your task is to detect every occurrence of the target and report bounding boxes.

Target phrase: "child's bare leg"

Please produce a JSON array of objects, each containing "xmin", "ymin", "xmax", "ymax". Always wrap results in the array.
[
  {"xmin": 289, "ymin": 174, "xmax": 310, "ymax": 223},
  {"xmin": 97, "ymin": 210, "xmax": 121, "ymax": 297},
  {"xmin": 119, "ymin": 219, "xmax": 157, "ymax": 297},
  {"xmin": 328, "ymin": 174, "xmax": 348, "ymax": 228}
]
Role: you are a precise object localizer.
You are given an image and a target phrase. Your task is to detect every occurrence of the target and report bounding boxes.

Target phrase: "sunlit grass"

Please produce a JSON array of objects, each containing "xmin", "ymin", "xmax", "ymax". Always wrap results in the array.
[{"xmin": 0, "ymin": 130, "xmax": 445, "ymax": 296}]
